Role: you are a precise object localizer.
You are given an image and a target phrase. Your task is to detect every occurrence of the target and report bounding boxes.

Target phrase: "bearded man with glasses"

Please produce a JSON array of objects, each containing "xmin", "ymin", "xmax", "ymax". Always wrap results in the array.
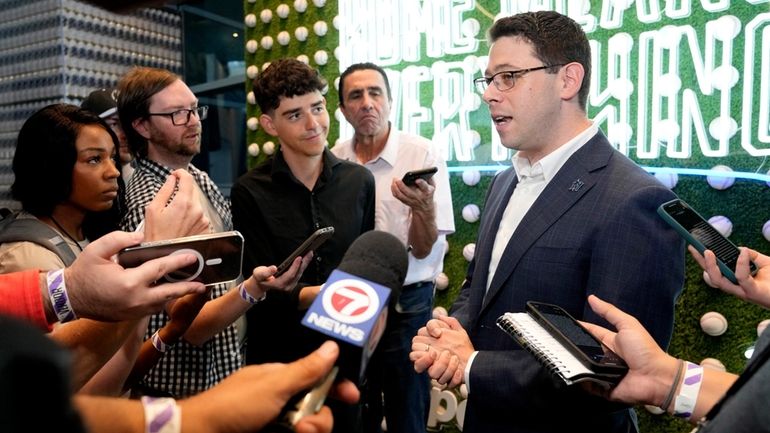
[
  {"xmin": 115, "ymin": 67, "xmax": 278, "ymax": 399},
  {"xmin": 410, "ymin": 11, "xmax": 685, "ymax": 433}
]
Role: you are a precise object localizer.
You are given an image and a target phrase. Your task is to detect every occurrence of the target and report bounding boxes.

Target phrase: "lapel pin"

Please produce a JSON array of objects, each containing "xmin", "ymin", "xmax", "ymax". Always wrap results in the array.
[{"xmin": 568, "ymin": 179, "xmax": 584, "ymax": 192}]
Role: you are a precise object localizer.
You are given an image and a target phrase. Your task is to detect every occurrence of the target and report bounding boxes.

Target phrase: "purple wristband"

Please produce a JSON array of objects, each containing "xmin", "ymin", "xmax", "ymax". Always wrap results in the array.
[{"xmin": 46, "ymin": 269, "xmax": 77, "ymax": 323}]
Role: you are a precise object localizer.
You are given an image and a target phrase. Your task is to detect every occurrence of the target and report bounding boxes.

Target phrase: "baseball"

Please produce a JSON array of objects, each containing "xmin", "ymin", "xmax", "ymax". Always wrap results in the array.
[
  {"xmin": 246, "ymin": 117, "xmax": 259, "ymax": 131},
  {"xmin": 294, "ymin": 0, "xmax": 308, "ymax": 13},
  {"xmin": 314, "ymin": 50, "xmax": 328, "ymax": 66},
  {"xmin": 314, "ymin": 20, "xmax": 328, "ymax": 36},
  {"xmin": 762, "ymin": 220, "xmax": 770, "ymax": 241},
  {"xmin": 333, "ymin": 15, "xmax": 341, "ymax": 30},
  {"xmin": 262, "ymin": 62, "xmax": 272, "ymax": 71},
  {"xmin": 260, "ymin": 9, "xmax": 273, "ymax": 23},
  {"xmin": 277, "ymin": 31, "xmax": 290, "ymax": 46},
  {"xmin": 700, "ymin": 357, "xmax": 726, "ymax": 372},
  {"xmin": 246, "ymin": 65, "xmax": 259, "ymax": 79},
  {"xmin": 260, "ymin": 36, "xmax": 274, "ymax": 50},
  {"xmin": 263, "ymin": 141, "xmax": 276, "ymax": 155},
  {"xmin": 245, "ymin": 39, "xmax": 258, "ymax": 53},
  {"xmin": 459, "ymin": 383, "xmax": 468, "ymax": 399},
  {"xmin": 462, "ymin": 169, "xmax": 481, "ymax": 186},
  {"xmin": 654, "ymin": 171, "xmax": 678, "ymax": 189},
  {"xmin": 244, "ymin": 13, "xmax": 257, "ymax": 27},
  {"xmin": 462, "ymin": 204, "xmax": 480, "ymax": 223},
  {"xmin": 708, "ymin": 215, "xmax": 733, "ymax": 238},
  {"xmin": 462, "ymin": 243, "xmax": 475, "ymax": 262},
  {"xmin": 296, "ymin": 54, "xmax": 309, "ymax": 64},
  {"xmin": 435, "ymin": 272, "xmax": 449, "ymax": 291},
  {"xmin": 313, "ymin": 0, "xmax": 326, "ymax": 6},
  {"xmin": 644, "ymin": 405, "xmax": 665, "ymax": 415},
  {"xmin": 706, "ymin": 165, "xmax": 735, "ymax": 190},
  {"xmin": 432, "ymin": 306, "xmax": 448, "ymax": 318},
  {"xmin": 700, "ymin": 311, "xmax": 728, "ymax": 336},
  {"xmin": 295, "ymin": 26, "xmax": 308, "ymax": 41},
  {"xmin": 758, "ymin": 319, "xmax": 770, "ymax": 336},
  {"xmin": 246, "ymin": 91, "xmax": 256, "ymax": 105},
  {"xmin": 276, "ymin": 4, "xmax": 290, "ymax": 19},
  {"xmin": 247, "ymin": 143, "xmax": 260, "ymax": 157}
]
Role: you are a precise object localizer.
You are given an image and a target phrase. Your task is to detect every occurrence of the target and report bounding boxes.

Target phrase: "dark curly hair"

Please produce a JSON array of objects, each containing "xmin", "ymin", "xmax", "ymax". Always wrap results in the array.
[
  {"xmin": 253, "ymin": 58, "xmax": 328, "ymax": 114},
  {"xmin": 11, "ymin": 103, "xmax": 124, "ymax": 238},
  {"xmin": 489, "ymin": 11, "xmax": 591, "ymax": 110}
]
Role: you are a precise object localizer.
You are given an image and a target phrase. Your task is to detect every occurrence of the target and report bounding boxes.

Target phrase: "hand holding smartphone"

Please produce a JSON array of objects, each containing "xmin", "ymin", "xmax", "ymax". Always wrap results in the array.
[
  {"xmin": 401, "ymin": 167, "xmax": 437, "ymax": 187},
  {"xmin": 657, "ymin": 199, "xmax": 757, "ymax": 284},
  {"xmin": 275, "ymin": 227, "xmax": 335, "ymax": 277},
  {"xmin": 526, "ymin": 301, "xmax": 628, "ymax": 375},
  {"xmin": 117, "ymin": 231, "xmax": 244, "ymax": 286}
]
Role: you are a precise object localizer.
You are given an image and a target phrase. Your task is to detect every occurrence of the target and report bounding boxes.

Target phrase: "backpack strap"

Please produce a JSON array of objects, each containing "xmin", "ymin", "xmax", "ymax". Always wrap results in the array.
[{"xmin": 0, "ymin": 214, "xmax": 78, "ymax": 266}]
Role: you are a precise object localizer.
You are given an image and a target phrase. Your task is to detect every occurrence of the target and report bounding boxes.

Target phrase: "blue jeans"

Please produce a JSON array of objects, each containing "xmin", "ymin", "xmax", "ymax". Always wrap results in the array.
[{"xmin": 364, "ymin": 281, "xmax": 434, "ymax": 433}]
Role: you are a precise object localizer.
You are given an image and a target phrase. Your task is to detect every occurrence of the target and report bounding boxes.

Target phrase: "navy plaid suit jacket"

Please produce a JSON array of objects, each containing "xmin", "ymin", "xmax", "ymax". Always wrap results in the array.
[{"xmin": 451, "ymin": 131, "xmax": 685, "ymax": 433}]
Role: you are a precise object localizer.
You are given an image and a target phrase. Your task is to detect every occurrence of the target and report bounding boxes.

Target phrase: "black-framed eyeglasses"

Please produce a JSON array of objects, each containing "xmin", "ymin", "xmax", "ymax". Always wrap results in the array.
[
  {"xmin": 147, "ymin": 106, "xmax": 208, "ymax": 125},
  {"xmin": 473, "ymin": 65, "xmax": 565, "ymax": 94}
]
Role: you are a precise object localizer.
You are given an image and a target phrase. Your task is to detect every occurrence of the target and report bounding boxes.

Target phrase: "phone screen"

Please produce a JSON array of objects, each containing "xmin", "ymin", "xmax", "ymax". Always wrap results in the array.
[
  {"xmin": 528, "ymin": 302, "xmax": 626, "ymax": 369},
  {"xmin": 662, "ymin": 201, "xmax": 741, "ymax": 271}
]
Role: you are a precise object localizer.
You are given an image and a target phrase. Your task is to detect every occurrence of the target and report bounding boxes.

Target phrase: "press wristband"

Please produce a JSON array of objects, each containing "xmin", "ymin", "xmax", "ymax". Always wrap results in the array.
[
  {"xmin": 674, "ymin": 361, "xmax": 704, "ymax": 419},
  {"xmin": 151, "ymin": 330, "xmax": 174, "ymax": 353},
  {"xmin": 239, "ymin": 281, "xmax": 266, "ymax": 304},
  {"xmin": 141, "ymin": 396, "xmax": 181, "ymax": 433},
  {"xmin": 46, "ymin": 269, "xmax": 77, "ymax": 323}
]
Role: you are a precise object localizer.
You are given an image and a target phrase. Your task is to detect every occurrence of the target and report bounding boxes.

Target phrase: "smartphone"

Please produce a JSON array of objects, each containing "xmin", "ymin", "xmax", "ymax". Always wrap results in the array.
[
  {"xmin": 402, "ymin": 167, "xmax": 438, "ymax": 187},
  {"xmin": 275, "ymin": 227, "xmax": 335, "ymax": 276},
  {"xmin": 526, "ymin": 301, "xmax": 628, "ymax": 375},
  {"xmin": 286, "ymin": 366, "xmax": 338, "ymax": 426},
  {"xmin": 657, "ymin": 198, "xmax": 756, "ymax": 284},
  {"xmin": 117, "ymin": 231, "xmax": 244, "ymax": 286}
]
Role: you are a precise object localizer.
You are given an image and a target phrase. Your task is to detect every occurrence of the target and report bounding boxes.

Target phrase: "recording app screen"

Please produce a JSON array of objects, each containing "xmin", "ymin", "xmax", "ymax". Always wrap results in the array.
[{"xmin": 671, "ymin": 206, "xmax": 739, "ymax": 268}]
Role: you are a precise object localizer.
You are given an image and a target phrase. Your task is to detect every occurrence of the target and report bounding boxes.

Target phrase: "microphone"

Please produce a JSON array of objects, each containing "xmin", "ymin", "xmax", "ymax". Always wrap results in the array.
[{"xmin": 300, "ymin": 230, "xmax": 408, "ymax": 385}]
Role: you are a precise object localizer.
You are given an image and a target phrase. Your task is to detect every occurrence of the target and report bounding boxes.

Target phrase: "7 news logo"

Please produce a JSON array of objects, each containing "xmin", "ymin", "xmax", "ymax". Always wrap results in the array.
[{"xmin": 303, "ymin": 270, "xmax": 390, "ymax": 345}]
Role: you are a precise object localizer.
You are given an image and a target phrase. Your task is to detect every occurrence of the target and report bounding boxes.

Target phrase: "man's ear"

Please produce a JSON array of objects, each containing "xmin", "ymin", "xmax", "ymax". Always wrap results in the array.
[
  {"xmin": 259, "ymin": 113, "xmax": 278, "ymax": 137},
  {"xmin": 560, "ymin": 62, "xmax": 585, "ymax": 101},
  {"xmin": 132, "ymin": 117, "xmax": 151, "ymax": 140}
]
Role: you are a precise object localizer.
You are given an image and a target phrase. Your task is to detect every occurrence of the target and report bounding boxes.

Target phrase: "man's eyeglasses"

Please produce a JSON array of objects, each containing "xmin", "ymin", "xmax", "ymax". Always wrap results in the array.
[
  {"xmin": 473, "ymin": 65, "xmax": 565, "ymax": 94},
  {"xmin": 147, "ymin": 106, "xmax": 208, "ymax": 126}
]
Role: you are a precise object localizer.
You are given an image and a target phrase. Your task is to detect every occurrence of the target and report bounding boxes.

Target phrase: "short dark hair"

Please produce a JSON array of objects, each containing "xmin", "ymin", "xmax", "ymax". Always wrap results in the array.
[
  {"xmin": 489, "ymin": 11, "xmax": 591, "ymax": 109},
  {"xmin": 12, "ymin": 104, "xmax": 118, "ymax": 217},
  {"xmin": 117, "ymin": 67, "xmax": 179, "ymax": 158},
  {"xmin": 338, "ymin": 62, "xmax": 391, "ymax": 107},
  {"xmin": 253, "ymin": 59, "xmax": 328, "ymax": 114}
]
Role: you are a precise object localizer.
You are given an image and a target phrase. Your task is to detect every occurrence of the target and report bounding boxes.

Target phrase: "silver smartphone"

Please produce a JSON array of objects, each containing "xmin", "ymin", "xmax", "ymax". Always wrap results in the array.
[{"xmin": 117, "ymin": 231, "xmax": 244, "ymax": 286}]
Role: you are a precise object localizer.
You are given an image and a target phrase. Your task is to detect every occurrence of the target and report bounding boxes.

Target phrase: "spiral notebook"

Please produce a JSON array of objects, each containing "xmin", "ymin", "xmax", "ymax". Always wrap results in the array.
[{"xmin": 496, "ymin": 312, "xmax": 621, "ymax": 387}]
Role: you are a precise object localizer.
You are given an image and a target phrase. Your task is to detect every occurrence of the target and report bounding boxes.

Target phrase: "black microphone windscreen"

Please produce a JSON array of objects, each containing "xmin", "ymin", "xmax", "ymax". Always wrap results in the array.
[{"xmin": 336, "ymin": 230, "xmax": 408, "ymax": 299}]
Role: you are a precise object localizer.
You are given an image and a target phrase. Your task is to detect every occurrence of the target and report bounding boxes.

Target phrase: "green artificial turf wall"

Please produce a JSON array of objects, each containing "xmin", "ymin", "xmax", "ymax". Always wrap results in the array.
[{"xmin": 243, "ymin": 2, "xmax": 770, "ymax": 431}]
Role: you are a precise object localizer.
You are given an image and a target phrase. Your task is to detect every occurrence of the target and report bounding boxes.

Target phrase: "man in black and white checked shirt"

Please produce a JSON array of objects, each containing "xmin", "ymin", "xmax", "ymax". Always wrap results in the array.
[{"xmin": 117, "ymin": 67, "xmax": 307, "ymax": 397}]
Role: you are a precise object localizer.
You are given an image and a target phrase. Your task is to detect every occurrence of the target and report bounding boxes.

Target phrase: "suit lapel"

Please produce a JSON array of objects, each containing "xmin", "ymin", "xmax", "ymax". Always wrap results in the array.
[
  {"xmin": 480, "ymin": 132, "xmax": 615, "ymax": 314},
  {"xmin": 466, "ymin": 170, "xmax": 519, "ymax": 321}
]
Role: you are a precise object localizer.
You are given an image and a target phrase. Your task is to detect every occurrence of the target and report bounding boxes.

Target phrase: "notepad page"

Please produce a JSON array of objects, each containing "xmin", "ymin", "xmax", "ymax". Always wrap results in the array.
[{"xmin": 502, "ymin": 312, "xmax": 593, "ymax": 383}]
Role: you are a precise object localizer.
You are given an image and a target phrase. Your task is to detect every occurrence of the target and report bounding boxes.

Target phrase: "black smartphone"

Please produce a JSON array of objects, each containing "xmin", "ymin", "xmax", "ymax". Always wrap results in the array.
[
  {"xmin": 526, "ymin": 301, "xmax": 628, "ymax": 375},
  {"xmin": 402, "ymin": 167, "xmax": 438, "ymax": 186},
  {"xmin": 658, "ymin": 198, "xmax": 756, "ymax": 284},
  {"xmin": 275, "ymin": 227, "xmax": 335, "ymax": 277},
  {"xmin": 117, "ymin": 231, "xmax": 244, "ymax": 286}
]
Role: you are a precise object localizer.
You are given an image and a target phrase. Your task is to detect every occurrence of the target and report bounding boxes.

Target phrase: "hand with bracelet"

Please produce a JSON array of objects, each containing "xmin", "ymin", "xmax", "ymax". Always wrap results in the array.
[
  {"xmin": 42, "ymin": 230, "xmax": 206, "ymax": 325},
  {"xmin": 580, "ymin": 295, "xmax": 739, "ymax": 422}
]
